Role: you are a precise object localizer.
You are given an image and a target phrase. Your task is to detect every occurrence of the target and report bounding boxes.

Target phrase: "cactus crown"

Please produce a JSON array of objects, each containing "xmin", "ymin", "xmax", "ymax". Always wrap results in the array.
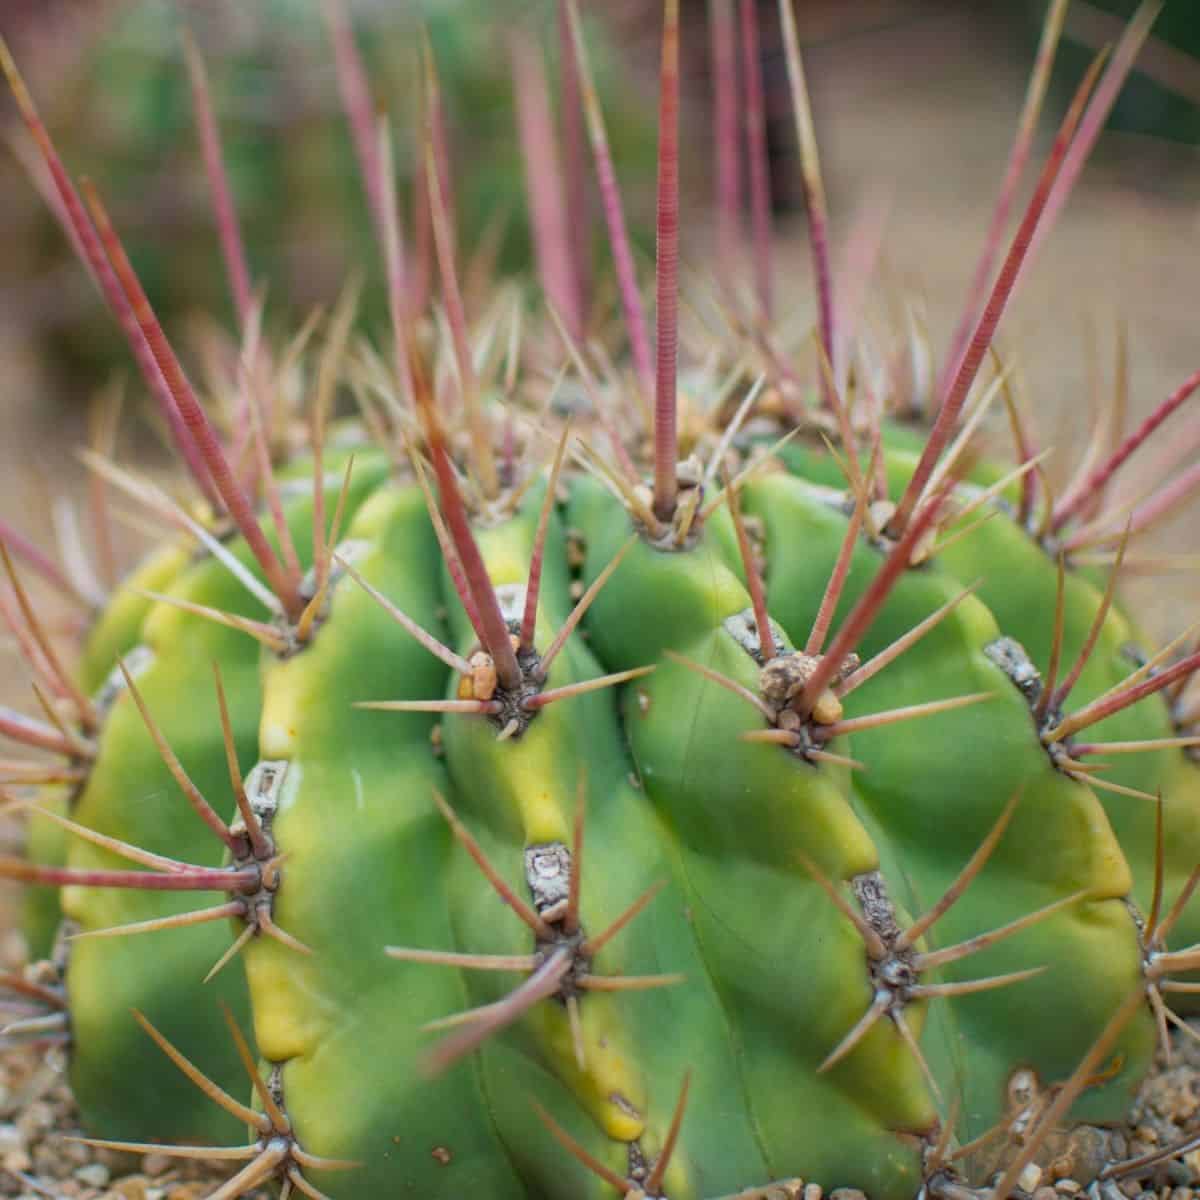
[{"xmin": 1, "ymin": 2, "xmax": 1199, "ymax": 1199}]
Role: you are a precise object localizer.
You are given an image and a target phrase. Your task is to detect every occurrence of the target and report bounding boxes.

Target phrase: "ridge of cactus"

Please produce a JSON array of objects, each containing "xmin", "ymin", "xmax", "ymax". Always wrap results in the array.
[{"xmin": 1, "ymin": 2, "xmax": 1199, "ymax": 1198}]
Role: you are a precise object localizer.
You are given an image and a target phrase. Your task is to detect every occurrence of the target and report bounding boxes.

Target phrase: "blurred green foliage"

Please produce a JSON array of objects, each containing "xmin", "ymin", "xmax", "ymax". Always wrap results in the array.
[
  {"xmin": 5, "ymin": 0, "xmax": 659, "ymax": 381},
  {"xmin": 1028, "ymin": 0, "xmax": 1200, "ymax": 145}
]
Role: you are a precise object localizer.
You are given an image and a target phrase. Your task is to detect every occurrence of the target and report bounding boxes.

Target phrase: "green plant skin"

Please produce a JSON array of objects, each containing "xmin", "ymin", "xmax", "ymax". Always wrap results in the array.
[
  {"xmin": 622, "ymin": 650, "xmax": 935, "ymax": 1185},
  {"xmin": 746, "ymin": 451, "xmax": 1200, "ymax": 974},
  {"xmin": 781, "ymin": 431, "xmax": 1200, "ymax": 988},
  {"xmin": 22, "ymin": 542, "xmax": 196, "ymax": 963},
  {"xmin": 935, "ymin": 507, "xmax": 1200, "ymax": 964},
  {"xmin": 471, "ymin": 501, "xmax": 862, "ymax": 1195},
  {"xmin": 244, "ymin": 484, "xmax": 526, "ymax": 1196},
  {"xmin": 569, "ymin": 493, "xmax": 936, "ymax": 1192},
  {"xmin": 574, "ymin": 473, "xmax": 1151, "ymax": 1155},
  {"xmin": 21, "ymin": 788, "xmax": 71, "ymax": 964},
  {"xmin": 776, "ymin": 440, "xmax": 1009, "ymax": 508},
  {"xmin": 435, "ymin": 491, "xmax": 927, "ymax": 1197},
  {"xmin": 63, "ymin": 547, "xmax": 260, "ymax": 1143},
  {"xmin": 24, "ymin": 415, "xmax": 1196, "ymax": 1195},
  {"xmin": 738, "ymin": 464, "xmax": 1166, "ymax": 1109},
  {"xmin": 78, "ymin": 541, "xmax": 192, "ymax": 693},
  {"xmin": 57, "ymin": 455, "xmax": 386, "ymax": 1140}
]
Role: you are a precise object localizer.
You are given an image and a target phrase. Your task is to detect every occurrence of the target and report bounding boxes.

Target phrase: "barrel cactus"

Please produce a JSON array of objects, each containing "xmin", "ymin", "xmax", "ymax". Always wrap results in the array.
[{"xmin": 1, "ymin": 1, "xmax": 1198, "ymax": 1198}]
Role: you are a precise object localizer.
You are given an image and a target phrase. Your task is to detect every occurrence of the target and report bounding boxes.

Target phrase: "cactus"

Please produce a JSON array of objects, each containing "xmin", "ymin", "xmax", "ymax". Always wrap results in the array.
[{"xmin": 1, "ymin": 1, "xmax": 1199, "ymax": 1198}]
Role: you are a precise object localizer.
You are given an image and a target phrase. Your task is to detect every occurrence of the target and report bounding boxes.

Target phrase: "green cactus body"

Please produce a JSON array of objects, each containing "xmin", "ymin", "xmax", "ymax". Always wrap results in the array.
[
  {"xmin": 18, "ymin": 398, "xmax": 1190, "ymax": 1195},
  {"xmin": 63, "ymin": 536, "xmax": 267, "ymax": 1134},
  {"xmin": 778, "ymin": 432, "xmax": 1200, "ymax": 977},
  {"xmin": 2, "ymin": 417, "xmax": 1194, "ymax": 1198},
  {"xmin": 932, "ymin": 498, "xmax": 1200, "ymax": 963},
  {"xmin": 243, "ymin": 483, "xmax": 529, "ymax": 1195},
  {"xmin": 19, "ymin": 436, "xmax": 1185, "ymax": 1195},
  {"xmin": 57, "ymin": 457, "xmax": 385, "ymax": 1137}
]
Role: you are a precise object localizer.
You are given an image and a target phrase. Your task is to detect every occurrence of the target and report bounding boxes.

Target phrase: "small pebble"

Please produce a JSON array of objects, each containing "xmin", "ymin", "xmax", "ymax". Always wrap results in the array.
[
  {"xmin": 1035, "ymin": 1187, "xmax": 1059, "ymax": 1200},
  {"xmin": 1019, "ymin": 1164, "xmax": 1044, "ymax": 1194},
  {"xmin": 109, "ymin": 1180, "xmax": 150, "ymax": 1200},
  {"xmin": 803, "ymin": 1184, "xmax": 823, "ymax": 1200},
  {"xmin": 142, "ymin": 1153, "xmax": 171, "ymax": 1177},
  {"xmin": 75, "ymin": 1162, "xmax": 111, "ymax": 1187},
  {"xmin": 1056, "ymin": 1182, "xmax": 1082, "ymax": 1195},
  {"xmin": 4, "ymin": 1147, "xmax": 33, "ymax": 1173},
  {"xmin": 63, "ymin": 1136, "xmax": 92, "ymax": 1166},
  {"xmin": 17, "ymin": 1100, "xmax": 54, "ymax": 1137}
]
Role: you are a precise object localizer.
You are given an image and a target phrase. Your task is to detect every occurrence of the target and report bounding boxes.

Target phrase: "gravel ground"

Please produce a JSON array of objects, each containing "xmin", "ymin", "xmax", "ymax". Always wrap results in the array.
[{"xmin": 0, "ymin": 1011, "xmax": 1193, "ymax": 1198}]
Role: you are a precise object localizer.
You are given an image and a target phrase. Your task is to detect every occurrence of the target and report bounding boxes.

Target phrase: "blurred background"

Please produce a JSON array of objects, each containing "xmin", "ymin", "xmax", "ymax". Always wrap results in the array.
[{"xmin": 0, "ymin": 0, "xmax": 1198, "ymax": 697}]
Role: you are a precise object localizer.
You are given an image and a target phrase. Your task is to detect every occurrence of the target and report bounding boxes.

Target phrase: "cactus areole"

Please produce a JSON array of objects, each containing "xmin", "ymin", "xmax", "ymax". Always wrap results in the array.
[{"xmin": 1, "ymin": 2, "xmax": 1198, "ymax": 1199}]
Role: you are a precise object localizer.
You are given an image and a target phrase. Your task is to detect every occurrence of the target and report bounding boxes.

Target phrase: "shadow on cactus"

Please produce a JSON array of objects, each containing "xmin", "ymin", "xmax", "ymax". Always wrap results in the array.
[{"xmin": 1, "ymin": 0, "xmax": 1199, "ymax": 1197}]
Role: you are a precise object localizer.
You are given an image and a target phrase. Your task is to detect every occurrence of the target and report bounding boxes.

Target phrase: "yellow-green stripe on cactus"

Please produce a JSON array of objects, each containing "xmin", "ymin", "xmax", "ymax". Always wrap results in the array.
[{"xmin": 1, "ymin": 1, "xmax": 1198, "ymax": 1198}]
